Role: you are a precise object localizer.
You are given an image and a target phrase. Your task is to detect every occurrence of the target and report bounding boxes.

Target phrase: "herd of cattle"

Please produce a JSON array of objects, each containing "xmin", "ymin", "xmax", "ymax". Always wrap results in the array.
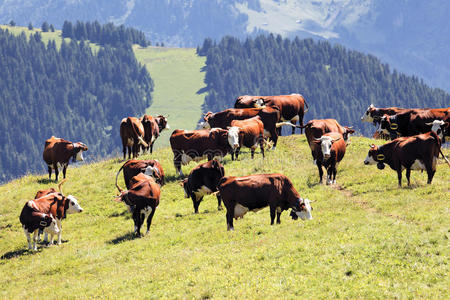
[{"xmin": 19, "ymin": 93, "xmax": 449, "ymax": 250}]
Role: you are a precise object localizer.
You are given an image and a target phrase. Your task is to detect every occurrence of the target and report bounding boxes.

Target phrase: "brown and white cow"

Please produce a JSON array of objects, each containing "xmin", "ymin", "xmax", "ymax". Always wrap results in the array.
[
  {"xmin": 120, "ymin": 117, "xmax": 148, "ymax": 159},
  {"xmin": 310, "ymin": 132, "xmax": 346, "ymax": 185},
  {"xmin": 116, "ymin": 159, "xmax": 165, "ymax": 189},
  {"xmin": 201, "ymin": 107, "xmax": 281, "ymax": 149},
  {"xmin": 360, "ymin": 104, "xmax": 411, "ymax": 124},
  {"xmin": 364, "ymin": 131, "xmax": 443, "ymax": 186},
  {"xmin": 169, "ymin": 128, "xmax": 236, "ymax": 176},
  {"xmin": 30, "ymin": 180, "xmax": 83, "ymax": 245},
  {"xmin": 19, "ymin": 201, "xmax": 59, "ymax": 250},
  {"xmin": 217, "ymin": 173, "xmax": 313, "ymax": 231},
  {"xmin": 234, "ymin": 94, "xmax": 309, "ymax": 134},
  {"xmin": 115, "ymin": 173, "xmax": 160, "ymax": 237},
  {"xmin": 43, "ymin": 136, "xmax": 88, "ymax": 182},
  {"xmin": 304, "ymin": 119, "xmax": 355, "ymax": 148},
  {"xmin": 140, "ymin": 114, "xmax": 170, "ymax": 154},
  {"xmin": 181, "ymin": 159, "xmax": 225, "ymax": 213},
  {"xmin": 229, "ymin": 116, "xmax": 265, "ymax": 160}
]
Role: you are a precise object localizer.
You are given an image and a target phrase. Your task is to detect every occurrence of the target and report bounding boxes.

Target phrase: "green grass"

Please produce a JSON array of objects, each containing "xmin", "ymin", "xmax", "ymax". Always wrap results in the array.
[
  {"xmin": 0, "ymin": 135, "xmax": 448, "ymax": 299},
  {"xmin": 134, "ymin": 46, "xmax": 207, "ymax": 148}
]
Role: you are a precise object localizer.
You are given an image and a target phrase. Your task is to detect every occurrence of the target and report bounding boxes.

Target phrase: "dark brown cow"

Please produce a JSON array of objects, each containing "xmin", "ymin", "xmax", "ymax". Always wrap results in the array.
[
  {"xmin": 140, "ymin": 114, "xmax": 170, "ymax": 154},
  {"xmin": 181, "ymin": 160, "xmax": 225, "ymax": 213},
  {"xmin": 310, "ymin": 132, "xmax": 346, "ymax": 185},
  {"xmin": 304, "ymin": 119, "xmax": 355, "ymax": 149},
  {"xmin": 169, "ymin": 128, "xmax": 234, "ymax": 176},
  {"xmin": 229, "ymin": 116, "xmax": 265, "ymax": 160},
  {"xmin": 364, "ymin": 131, "xmax": 443, "ymax": 186},
  {"xmin": 116, "ymin": 159, "xmax": 165, "ymax": 189},
  {"xmin": 120, "ymin": 117, "xmax": 148, "ymax": 159},
  {"xmin": 115, "ymin": 173, "xmax": 160, "ymax": 237},
  {"xmin": 378, "ymin": 108, "xmax": 450, "ymax": 140},
  {"xmin": 202, "ymin": 107, "xmax": 281, "ymax": 149},
  {"xmin": 217, "ymin": 173, "xmax": 313, "ymax": 230},
  {"xmin": 43, "ymin": 136, "xmax": 88, "ymax": 181},
  {"xmin": 29, "ymin": 180, "xmax": 83, "ymax": 245},
  {"xmin": 234, "ymin": 94, "xmax": 309, "ymax": 134}
]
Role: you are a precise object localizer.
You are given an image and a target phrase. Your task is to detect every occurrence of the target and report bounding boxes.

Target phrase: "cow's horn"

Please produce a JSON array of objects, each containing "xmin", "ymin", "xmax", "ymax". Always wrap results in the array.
[
  {"xmin": 58, "ymin": 178, "xmax": 67, "ymax": 195},
  {"xmin": 425, "ymin": 122, "xmax": 433, "ymax": 125}
]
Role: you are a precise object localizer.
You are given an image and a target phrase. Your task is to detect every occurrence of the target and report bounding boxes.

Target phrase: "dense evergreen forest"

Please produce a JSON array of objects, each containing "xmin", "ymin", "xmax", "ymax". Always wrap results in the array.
[
  {"xmin": 198, "ymin": 35, "xmax": 450, "ymax": 136},
  {"xmin": 0, "ymin": 28, "xmax": 153, "ymax": 182}
]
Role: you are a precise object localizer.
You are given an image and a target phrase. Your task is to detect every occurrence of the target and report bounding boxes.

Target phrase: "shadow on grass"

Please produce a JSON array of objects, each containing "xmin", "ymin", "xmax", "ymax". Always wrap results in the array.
[
  {"xmin": 107, "ymin": 232, "xmax": 136, "ymax": 245},
  {"xmin": 36, "ymin": 178, "xmax": 56, "ymax": 184},
  {"xmin": 1, "ymin": 247, "xmax": 40, "ymax": 260},
  {"xmin": 165, "ymin": 174, "xmax": 184, "ymax": 183},
  {"xmin": 109, "ymin": 210, "xmax": 128, "ymax": 218}
]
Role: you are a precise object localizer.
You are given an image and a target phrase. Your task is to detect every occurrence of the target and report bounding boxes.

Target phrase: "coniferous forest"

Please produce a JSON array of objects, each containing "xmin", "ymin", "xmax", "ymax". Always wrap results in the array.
[
  {"xmin": 198, "ymin": 35, "xmax": 450, "ymax": 136},
  {"xmin": 0, "ymin": 28, "xmax": 153, "ymax": 182}
]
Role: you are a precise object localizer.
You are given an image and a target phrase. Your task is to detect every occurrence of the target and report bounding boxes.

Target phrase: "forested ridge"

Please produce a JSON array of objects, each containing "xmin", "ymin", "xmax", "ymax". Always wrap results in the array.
[
  {"xmin": 198, "ymin": 35, "xmax": 450, "ymax": 136},
  {"xmin": 0, "ymin": 28, "xmax": 153, "ymax": 182}
]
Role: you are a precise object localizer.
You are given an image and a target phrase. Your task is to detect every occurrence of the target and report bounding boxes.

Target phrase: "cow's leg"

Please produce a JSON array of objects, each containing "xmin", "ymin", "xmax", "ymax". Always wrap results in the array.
[
  {"xmin": 406, "ymin": 168, "xmax": 411, "ymax": 186},
  {"xmin": 270, "ymin": 206, "xmax": 276, "ymax": 225},
  {"xmin": 276, "ymin": 207, "xmax": 282, "ymax": 224},
  {"xmin": 150, "ymin": 143, "xmax": 154, "ymax": 154},
  {"xmin": 192, "ymin": 195, "xmax": 201, "ymax": 214},
  {"xmin": 132, "ymin": 209, "xmax": 141, "ymax": 237},
  {"xmin": 56, "ymin": 219, "xmax": 62, "ymax": 245},
  {"xmin": 317, "ymin": 163, "xmax": 323, "ymax": 183},
  {"xmin": 145, "ymin": 209, "xmax": 156, "ymax": 235},
  {"xmin": 271, "ymin": 131, "xmax": 278, "ymax": 150},
  {"xmin": 33, "ymin": 230, "xmax": 39, "ymax": 251},
  {"xmin": 44, "ymin": 232, "xmax": 49, "ymax": 243},
  {"xmin": 127, "ymin": 146, "xmax": 132, "ymax": 159},
  {"xmin": 251, "ymin": 147, "xmax": 255, "ymax": 159},
  {"xmin": 174, "ymin": 158, "xmax": 182, "ymax": 177},
  {"xmin": 62, "ymin": 164, "xmax": 67, "ymax": 179},
  {"xmin": 236, "ymin": 147, "xmax": 241, "ymax": 159},
  {"xmin": 53, "ymin": 164, "xmax": 59, "ymax": 182},
  {"xmin": 47, "ymin": 166, "xmax": 52, "ymax": 180},
  {"xmin": 291, "ymin": 119, "xmax": 297, "ymax": 135},
  {"xmin": 326, "ymin": 167, "xmax": 332, "ymax": 185},
  {"xmin": 333, "ymin": 166, "xmax": 337, "ymax": 184},
  {"xmin": 24, "ymin": 228, "xmax": 32, "ymax": 250},
  {"xmin": 231, "ymin": 150, "xmax": 235, "ymax": 161},
  {"xmin": 424, "ymin": 160, "xmax": 436, "ymax": 184},
  {"xmin": 277, "ymin": 126, "xmax": 282, "ymax": 137},
  {"xmin": 122, "ymin": 144, "xmax": 127, "ymax": 160},
  {"xmin": 259, "ymin": 138, "xmax": 265, "ymax": 158},
  {"xmin": 396, "ymin": 168, "xmax": 403, "ymax": 187},
  {"xmin": 216, "ymin": 193, "xmax": 223, "ymax": 211},
  {"xmin": 299, "ymin": 115, "xmax": 304, "ymax": 134},
  {"xmin": 226, "ymin": 209, "xmax": 234, "ymax": 231}
]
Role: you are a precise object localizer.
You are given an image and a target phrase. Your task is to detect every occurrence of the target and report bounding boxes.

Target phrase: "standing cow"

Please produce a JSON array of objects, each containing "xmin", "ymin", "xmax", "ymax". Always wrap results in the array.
[
  {"xmin": 43, "ymin": 136, "xmax": 88, "ymax": 181},
  {"xmin": 364, "ymin": 131, "xmax": 443, "ymax": 186},
  {"xmin": 217, "ymin": 173, "xmax": 313, "ymax": 231},
  {"xmin": 303, "ymin": 119, "xmax": 354, "ymax": 148},
  {"xmin": 181, "ymin": 159, "xmax": 225, "ymax": 213},
  {"xmin": 140, "ymin": 114, "xmax": 170, "ymax": 154},
  {"xmin": 229, "ymin": 116, "xmax": 265, "ymax": 160},
  {"xmin": 120, "ymin": 117, "xmax": 148, "ymax": 159},
  {"xmin": 234, "ymin": 94, "xmax": 309, "ymax": 134},
  {"xmin": 116, "ymin": 159, "xmax": 165, "ymax": 189}
]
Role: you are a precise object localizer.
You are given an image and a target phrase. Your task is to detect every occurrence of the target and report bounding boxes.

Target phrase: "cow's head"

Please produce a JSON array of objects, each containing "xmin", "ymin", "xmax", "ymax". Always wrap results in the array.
[
  {"xmin": 377, "ymin": 115, "xmax": 398, "ymax": 140},
  {"xmin": 144, "ymin": 164, "xmax": 163, "ymax": 186},
  {"xmin": 426, "ymin": 120, "xmax": 448, "ymax": 141},
  {"xmin": 227, "ymin": 126, "xmax": 240, "ymax": 150},
  {"xmin": 72, "ymin": 142, "xmax": 88, "ymax": 162},
  {"xmin": 253, "ymin": 98, "xmax": 266, "ymax": 108},
  {"xmin": 290, "ymin": 198, "xmax": 313, "ymax": 220},
  {"xmin": 342, "ymin": 126, "xmax": 355, "ymax": 143},
  {"xmin": 201, "ymin": 112, "xmax": 214, "ymax": 129},
  {"xmin": 314, "ymin": 136, "xmax": 341, "ymax": 160},
  {"xmin": 364, "ymin": 144, "xmax": 385, "ymax": 169},
  {"xmin": 65, "ymin": 195, "xmax": 83, "ymax": 214},
  {"xmin": 156, "ymin": 115, "xmax": 170, "ymax": 131},
  {"xmin": 361, "ymin": 104, "xmax": 376, "ymax": 122},
  {"xmin": 211, "ymin": 159, "xmax": 225, "ymax": 177},
  {"xmin": 41, "ymin": 214, "xmax": 60, "ymax": 235}
]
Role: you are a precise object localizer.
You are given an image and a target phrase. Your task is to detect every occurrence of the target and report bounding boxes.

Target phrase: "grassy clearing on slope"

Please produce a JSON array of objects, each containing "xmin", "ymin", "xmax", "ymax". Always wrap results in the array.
[
  {"xmin": 0, "ymin": 135, "xmax": 448, "ymax": 298},
  {"xmin": 134, "ymin": 46, "xmax": 207, "ymax": 148}
]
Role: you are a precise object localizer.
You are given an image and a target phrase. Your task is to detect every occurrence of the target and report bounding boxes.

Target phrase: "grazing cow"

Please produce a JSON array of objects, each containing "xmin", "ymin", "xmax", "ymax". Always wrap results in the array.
[
  {"xmin": 304, "ymin": 119, "xmax": 355, "ymax": 148},
  {"xmin": 202, "ymin": 107, "xmax": 281, "ymax": 149},
  {"xmin": 116, "ymin": 159, "xmax": 165, "ymax": 189},
  {"xmin": 43, "ymin": 136, "xmax": 88, "ymax": 181},
  {"xmin": 19, "ymin": 202, "xmax": 59, "ymax": 250},
  {"xmin": 378, "ymin": 109, "xmax": 450, "ymax": 140},
  {"xmin": 217, "ymin": 173, "xmax": 313, "ymax": 231},
  {"xmin": 169, "ymin": 128, "xmax": 236, "ymax": 176},
  {"xmin": 360, "ymin": 104, "xmax": 411, "ymax": 124},
  {"xmin": 120, "ymin": 117, "xmax": 148, "ymax": 159},
  {"xmin": 30, "ymin": 180, "xmax": 83, "ymax": 245},
  {"xmin": 310, "ymin": 132, "xmax": 346, "ymax": 185},
  {"xmin": 140, "ymin": 114, "xmax": 170, "ymax": 154},
  {"xmin": 234, "ymin": 94, "xmax": 309, "ymax": 134},
  {"xmin": 181, "ymin": 160, "xmax": 225, "ymax": 213},
  {"xmin": 229, "ymin": 116, "xmax": 265, "ymax": 160},
  {"xmin": 364, "ymin": 131, "xmax": 443, "ymax": 186},
  {"xmin": 115, "ymin": 173, "xmax": 160, "ymax": 236}
]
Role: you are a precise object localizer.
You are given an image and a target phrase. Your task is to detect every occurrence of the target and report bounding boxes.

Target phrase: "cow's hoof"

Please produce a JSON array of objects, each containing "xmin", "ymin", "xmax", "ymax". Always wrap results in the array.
[{"xmin": 217, "ymin": 206, "xmax": 223, "ymax": 211}]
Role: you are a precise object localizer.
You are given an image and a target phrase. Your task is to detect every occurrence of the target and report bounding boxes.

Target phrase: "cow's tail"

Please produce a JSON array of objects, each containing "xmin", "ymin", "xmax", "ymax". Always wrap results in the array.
[
  {"xmin": 303, "ymin": 98, "xmax": 309, "ymax": 113},
  {"xmin": 115, "ymin": 163, "xmax": 126, "ymax": 193},
  {"xmin": 127, "ymin": 117, "xmax": 148, "ymax": 148},
  {"xmin": 439, "ymin": 148, "xmax": 450, "ymax": 167},
  {"xmin": 429, "ymin": 131, "xmax": 449, "ymax": 167}
]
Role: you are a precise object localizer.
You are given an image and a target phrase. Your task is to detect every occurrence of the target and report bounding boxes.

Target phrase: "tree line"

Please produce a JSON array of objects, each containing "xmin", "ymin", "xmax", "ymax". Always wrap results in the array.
[
  {"xmin": 198, "ymin": 35, "xmax": 450, "ymax": 136},
  {"xmin": 0, "ymin": 28, "xmax": 153, "ymax": 182}
]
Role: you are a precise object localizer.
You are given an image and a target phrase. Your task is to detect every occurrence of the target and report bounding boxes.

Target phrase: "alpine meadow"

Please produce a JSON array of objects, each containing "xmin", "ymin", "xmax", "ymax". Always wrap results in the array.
[{"xmin": 0, "ymin": 17, "xmax": 449, "ymax": 300}]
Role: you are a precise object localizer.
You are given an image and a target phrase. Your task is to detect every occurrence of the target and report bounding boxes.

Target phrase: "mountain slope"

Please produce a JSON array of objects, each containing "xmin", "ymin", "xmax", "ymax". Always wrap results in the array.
[{"xmin": 0, "ymin": 135, "xmax": 449, "ymax": 298}]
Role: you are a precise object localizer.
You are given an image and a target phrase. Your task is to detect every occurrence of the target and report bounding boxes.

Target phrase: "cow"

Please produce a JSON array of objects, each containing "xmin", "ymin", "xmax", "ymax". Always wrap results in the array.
[
  {"xmin": 19, "ymin": 202, "xmax": 59, "ymax": 250},
  {"xmin": 229, "ymin": 116, "xmax": 265, "ymax": 160},
  {"xmin": 180, "ymin": 159, "xmax": 225, "ymax": 213},
  {"xmin": 115, "ymin": 159, "xmax": 165, "ymax": 189},
  {"xmin": 234, "ymin": 94, "xmax": 309, "ymax": 134},
  {"xmin": 29, "ymin": 180, "xmax": 83, "ymax": 245},
  {"xmin": 140, "ymin": 114, "xmax": 170, "ymax": 154},
  {"xmin": 216, "ymin": 173, "xmax": 313, "ymax": 231},
  {"xmin": 169, "ymin": 128, "xmax": 237, "ymax": 176},
  {"xmin": 43, "ymin": 136, "xmax": 88, "ymax": 182},
  {"xmin": 303, "ymin": 119, "xmax": 355, "ymax": 149},
  {"xmin": 377, "ymin": 109, "xmax": 450, "ymax": 140},
  {"xmin": 114, "ymin": 173, "xmax": 160, "ymax": 237},
  {"xmin": 201, "ymin": 107, "xmax": 282, "ymax": 149},
  {"xmin": 120, "ymin": 117, "xmax": 148, "ymax": 159},
  {"xmin": 364, "ymin": 131, "xmax": 443, "ymax": 186},
  {"xmin": 360, "ymin": 104, "xmax": 411, "ymax": 124},
  {"xmin": 310, "ymin": 132, "xmax": 346, "ymax": 185}
]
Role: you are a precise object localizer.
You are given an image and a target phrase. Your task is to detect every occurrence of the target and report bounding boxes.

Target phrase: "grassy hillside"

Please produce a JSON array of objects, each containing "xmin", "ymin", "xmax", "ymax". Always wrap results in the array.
[
  {"xmin": 134, "ymin": 46, "xmax": 207, "ymax": 148},
  {"xmin": 0, "ymin": 135, "xmax": 448, "ymax": 298}
]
